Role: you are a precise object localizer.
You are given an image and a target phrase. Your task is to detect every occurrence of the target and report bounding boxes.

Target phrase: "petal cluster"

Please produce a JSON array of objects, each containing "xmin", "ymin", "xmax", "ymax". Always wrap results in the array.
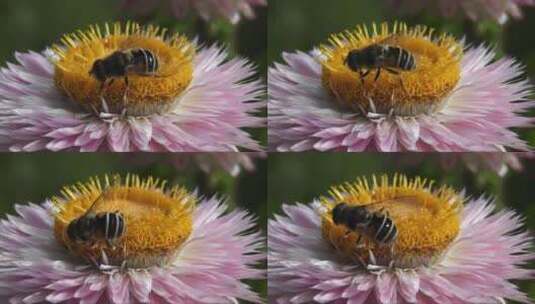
[
  {"xmin": 387, "ymin": 0, "xmax": 535, "ymax": 24},
  {"xmin": 122, "ymin": 0, "xmax": 267, "ymax": 23},
  {"xmin": 268, "ymin": 198, "xmax": 535, "ymax": 304},
  {"xmin": 0, "ymin": 197, "xmax": 265, "ymax": 303},
  {"xmin": 0, "ymin": 45, "xmax": 265, "ymax": 152},
  {"xmin": 169, "ymin": 152, "xmax": 266, "ymax": 176},
  {"xmin": 268, "ymin": 46, "xmax": 534, "ymax": 151}
]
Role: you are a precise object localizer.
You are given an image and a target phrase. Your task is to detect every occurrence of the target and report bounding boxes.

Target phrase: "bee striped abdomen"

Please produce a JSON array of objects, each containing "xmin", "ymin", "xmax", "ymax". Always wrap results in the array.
[
  {"xmin": 96, "ymin": 212, "xmax": 125, "ymax": 242},
  {"xmin": 130, "ymin": 48, "xmax": 159, "ymax": 74},
  {"xmin": 394, "ymin": 47, "xmax": 416, "ymax": 71},
  {"xmin": 370, "ymin": 213, "xmax": 397, "ymax": 244}
]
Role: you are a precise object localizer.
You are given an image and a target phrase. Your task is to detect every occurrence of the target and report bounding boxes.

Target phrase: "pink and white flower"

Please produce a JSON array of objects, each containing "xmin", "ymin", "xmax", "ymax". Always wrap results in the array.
[
  {"xmin": 387, "ymin": 0, "xmax": 535, "ymax": 24},
  {"xmin": 268, "ymin": 46, "xmax": 535, "ymax": 152},
  {"xmin": 269, "ymin": 198, "xmax": 535, "ymax": 304},
  {"xmin": 0, "ymin": 45, "xmax": 265, "ymax": 152},
  {"xmin": 122, "ymin": 0, "xmax": 267, "ymax": 24},
  {"xmin": 0, "ymin": 197, "xmax": 265, "ymax": 303}
]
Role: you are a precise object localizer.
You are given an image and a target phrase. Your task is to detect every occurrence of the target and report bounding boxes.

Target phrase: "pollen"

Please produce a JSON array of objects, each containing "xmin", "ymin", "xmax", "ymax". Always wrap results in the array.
[
  {"xmin": 320, "ymin": 22, "xmax": 462, "ymax": 116},
  {"xmin": 320, "ymin": 174, "xmax": 462, "ymax": 268},
  {"xmin": 52, "ymin": 174, "xmax": 195, "ymax": 268},
  {"xmin": 52, "ymin": 22, "xmax": 195, "ymax": 115}
]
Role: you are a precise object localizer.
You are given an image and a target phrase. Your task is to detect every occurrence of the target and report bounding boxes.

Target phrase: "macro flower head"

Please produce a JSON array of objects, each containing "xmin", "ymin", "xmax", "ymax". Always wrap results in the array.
[
  {"xmin": 269, "ymin": 174, "xmax": 535, "ymax": 303},
  {"xmin": 126, "ymin": 152, "xmax": 266, "ymax": 177},
  {"xmin": 167, "ymin": 152, "xmax": 266, "ymax": 176},
  {"xmin": 268, "ymin": 22, "xmax": 535, "ymax": 152},
  {"xmin": 396, "ymin": 152, "xmax": 532, "ymax": 177},
  {"xmin": 0, "ymin": 174, "xmax": 265, "ymax": 303},
  {"xmin": 0, "ymin": 22, "xmax": 265, "ymax": 152},
  {"xmin": 121, "ymin": 0, "xmax": 267, "ymax": 24},
  {"xmin": 438, "ymin": 152, "xmax": 531, "ymax": 177},
  {"xmin": 387, "ymin": 0, "xmax": 535, "ymax": 24}
]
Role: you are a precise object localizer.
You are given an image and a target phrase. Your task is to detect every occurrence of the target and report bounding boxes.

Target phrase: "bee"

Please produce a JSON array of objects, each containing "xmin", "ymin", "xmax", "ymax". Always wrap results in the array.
[
  {"xmin": 344, "ymin": 41, "xmax": 416, "ymax": 83},
  {"xmin": 89, "ymin": 48, "xmax": 159, "ymax": 93},
  {"xmin": 66, "ymin": 192, "xmax": 125, "ymax": 248},
  {"xmin": 332, "ymin": 201, "xmax": 397, "ymax": 247}
]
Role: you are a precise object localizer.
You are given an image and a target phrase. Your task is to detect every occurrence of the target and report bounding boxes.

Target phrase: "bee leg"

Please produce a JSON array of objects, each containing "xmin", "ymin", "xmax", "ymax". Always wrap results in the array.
[
  {"xmin": 388, "ymin": 246, "xmax": 396, "ymax": 268},
  {"xmin": 121, "ymin": 260, "xmax": 128, "ymax": 270},
  {"xmin": 106, "ymin": 239, "xmax": 116, "ymax": 250},
  {"xmin": 385, "ymin": 68, "xmax": 399, "ymax": 75},
  {"xmin": 100, "ymin": 249, "xmax": 110, "ymax": 265},
  {"xmin": 360, "ymin": 69, "xmax": 371, "ymax": 84},
  {"xmin": 368, "ymin": 249, "xmax": 377, "ymax": 265},
  {"xmin": 87, "ymin": 254, "xmax": 99, "ymax": 268},
  {"xmin": 374, "ymin": 68, "xmax": 382, "ymax": 81},
  {"xmin": 356, "ymin": 255, "xmax": 368, "ymax": 269},
  {"xmin": 385, "ymin": 68, "xmax": 407, "ymax": 92},
  {"xmin": 122, "ymin": 76, "xmax": 130, "ymax": 108},
  {"xmin": 99, "ymin": 78, "xmax": 114, "ymax": 96},
  {"xmin": 399, "ymin": 77, "xmax": 407, "ymax": 92},
  {"xmin": 355, "ymin": 234, "xmax": 363, "ymax": 247}
]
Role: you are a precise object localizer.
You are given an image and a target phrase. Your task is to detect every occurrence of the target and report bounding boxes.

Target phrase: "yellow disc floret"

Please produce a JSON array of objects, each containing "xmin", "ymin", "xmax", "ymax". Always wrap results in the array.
[
  {"xmin": 321, "ymin": 22, "xmax": 462, "ymax": 116},
  {"xmin": 53, "ymin": 22, "xmax": 195, "ymax": 115},
  {"xmin": 53, "ymin": 174, "xmax": 195, "ymax": 268},
  {"xmin": 321, "ymin": 174, "xmax": 462, "ymax": 268}
]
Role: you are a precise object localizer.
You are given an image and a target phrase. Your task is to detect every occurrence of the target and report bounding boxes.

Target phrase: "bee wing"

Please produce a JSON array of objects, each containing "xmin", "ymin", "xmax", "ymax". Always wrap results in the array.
[
  {"xmin": 364, "ymin": 195, "xmax": 421, "ymax": 219},
  {"xmin": 84, "ymin": 191, "xmax": 108, "ymax": 215},
  {"xmin": 377, "ymin": 34, "xmax": 402, "ymax": 46}
]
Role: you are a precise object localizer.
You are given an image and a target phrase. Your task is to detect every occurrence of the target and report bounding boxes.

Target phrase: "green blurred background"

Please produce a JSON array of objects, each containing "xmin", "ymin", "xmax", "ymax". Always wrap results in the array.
[
  {"xmin": 268, "ymin": 0, "xmax": 535, "ymax": 148},
  {"xmin": 268, "ymin": 153, "xmax": 535, "ymax": 303},
  {"xmin": 0, "ymin": 153, "xmax": 267, "ymax": 302},
  {"xmin": 0, "ymin": 0, "xmax": 267, "ymax": 148}
]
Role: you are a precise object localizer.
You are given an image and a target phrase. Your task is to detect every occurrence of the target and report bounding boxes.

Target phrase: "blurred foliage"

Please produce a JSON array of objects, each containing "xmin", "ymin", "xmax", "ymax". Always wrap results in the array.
[
  {"xmin": 0, "ymin": 153, "xmax": 266, "ymax": 302},
  {"xmin": 267, "ymin": 153, "xmax": 535, "ymax": 303},
  {"xmin": 0, "ymin": 0, "xmax": 267, "ymax": 149},
  {"xmin": 268, "ymin": 0, "xmax": 535, "ymax": 148}
]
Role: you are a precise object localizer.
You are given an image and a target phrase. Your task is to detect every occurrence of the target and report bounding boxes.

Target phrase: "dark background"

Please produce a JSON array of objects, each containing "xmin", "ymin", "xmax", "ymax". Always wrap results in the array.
[
  {"xmin": 0, "ymin": 153, "xmax": 267, "ymax": 302},
  {"xmin": 268, "ymin": 153, "xmax": 535, "ymax": 302},
  {"xmin": 268, "ymin": 0, "xmax": 535, "ymax": 148}
]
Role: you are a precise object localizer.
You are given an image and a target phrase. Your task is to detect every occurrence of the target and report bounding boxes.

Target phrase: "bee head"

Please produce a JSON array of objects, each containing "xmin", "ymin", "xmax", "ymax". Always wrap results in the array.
[
  {"xmin": 332, "ymin": 203, "xmax": 348, "ymax": 225},
  {"xmin": 344, "ymin": 50, "xmax": 360, "ymax": 71},
  {"xmin": 89, "ymin": 59, "xmax": 106, "ymax": 82}
]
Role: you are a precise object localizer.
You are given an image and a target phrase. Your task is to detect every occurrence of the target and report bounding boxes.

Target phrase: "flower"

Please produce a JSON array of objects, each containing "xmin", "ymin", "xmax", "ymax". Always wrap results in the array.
[
  {"xmin": 0, "ymin": 22, "xmax": 265, "ymax": 152},
  {"xmin": 386, "ymin": 0, "xmax": 535, "ymax": 24},
  {"xmin": 268, "ymin": 22, "xmax": 535, "ymax": 152},
  {"xmin": 268, "ymin": 175, "xmax": 535, "ymax": 304},
  {"xmin": 441, "ymin": 152, "xmax": 531, "ymax": 176},
  {"xmin": 168, "ymin": 152, "xmax": 266, "ymax": 176},
  {"xmin": 0, "ymin": 174, "xmax": 265, "ymax": 303},
  {"xmin": 397, "ymin": 152, "xmax": 533, "ymax": 177},
  {"xmin": 126, "ymin": 152, "xmax": 266, "ymax": 176},
  {"xmin": 121, "ymin": 0, "xmax": 267, "ymax": 24}
]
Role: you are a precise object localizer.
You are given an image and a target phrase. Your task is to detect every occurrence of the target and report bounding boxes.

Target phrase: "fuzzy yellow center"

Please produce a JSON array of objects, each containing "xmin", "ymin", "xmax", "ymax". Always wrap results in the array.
[
  {"xmin": 53, "ymin": 175, "xmax": 195, "ymax": 268},
  {"xmin": 321, "ymin": 175, "xmax": 461, "ymax": 268},
  {"xmin": 321, "ymin": 23, "xmax": 462, "ymax": 116},
  {"xmin": 53, "ymin": 22, "xmax": 194, "ymax": 116}
]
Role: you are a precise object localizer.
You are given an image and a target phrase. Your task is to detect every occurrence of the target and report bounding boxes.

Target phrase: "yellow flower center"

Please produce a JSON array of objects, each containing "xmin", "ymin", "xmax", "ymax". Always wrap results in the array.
[
  {"xmin": 320, "ymin": 23, "xmax": 462, "ymax": 116},
  {"xmin": 53, "ymin": 175, "xmax": 195, "ymax": 268},
  {"xmin": 321, "ymin": 175, "xmax": 461, "ymax": 268},
  {"xmin": 53, "ymin": 22, "xmax": 195, "ymax": 115}
]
